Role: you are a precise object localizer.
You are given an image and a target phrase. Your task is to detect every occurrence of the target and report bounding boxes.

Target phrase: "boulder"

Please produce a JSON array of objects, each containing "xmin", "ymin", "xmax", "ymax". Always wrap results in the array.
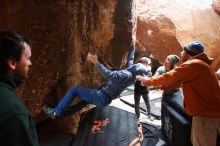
[
  {"xmin": 213, "ymin": 0, "xmax": 220, "ymax": 15},
  {"xmin": 0, "ymin": 0, "xmax": 134, "ymax": 135},
  {"xmin": 136, "ymin": 0, "xmax": 220, "ymax": 69}
]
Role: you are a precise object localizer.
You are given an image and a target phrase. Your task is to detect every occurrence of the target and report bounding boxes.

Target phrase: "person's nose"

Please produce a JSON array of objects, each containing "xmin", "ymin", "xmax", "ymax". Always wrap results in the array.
[
  {"xmin": 180, "ymin": 51, "xmax": 184, "ymax": 55},
  {"xmin": 29, "ymin": 60, "xmax": 32, "ymax": 66}
]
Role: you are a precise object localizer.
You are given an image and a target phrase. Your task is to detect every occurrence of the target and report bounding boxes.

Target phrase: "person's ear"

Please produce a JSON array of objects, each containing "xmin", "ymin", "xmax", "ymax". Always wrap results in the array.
[{"xmin": 7, "ymin": 59, "xmax": 16, "ymax": 70}]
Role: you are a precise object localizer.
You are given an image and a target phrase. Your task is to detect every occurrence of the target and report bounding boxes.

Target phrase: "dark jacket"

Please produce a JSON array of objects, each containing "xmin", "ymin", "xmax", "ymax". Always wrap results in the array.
[
  {"xmin": 0, "ymin": 74, "xmax": 39, "ymax": 146},
  {"xmin": 134, "ymin": 81, "xmax": 149, "ymax": 94}
]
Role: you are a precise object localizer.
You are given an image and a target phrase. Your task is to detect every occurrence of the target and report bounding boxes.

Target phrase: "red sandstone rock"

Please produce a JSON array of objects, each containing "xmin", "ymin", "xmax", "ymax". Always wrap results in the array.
[
  {"xmin": 0, "ymin": 0, "xmax": 134, "ymax": 134},
  {"xmin": 213, "ymin": 0, "xmax": 220, "ymax": 15},
  {"xmin": 136, "ymin": 0, "xmax": 220, "ymax": 68}
]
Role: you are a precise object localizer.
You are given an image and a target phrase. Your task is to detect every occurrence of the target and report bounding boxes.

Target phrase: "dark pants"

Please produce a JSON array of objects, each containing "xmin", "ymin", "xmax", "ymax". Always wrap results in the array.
[
  {"xmin": 134, "ymin": 92, "xmax": 150, "ymax": 118},
  {"xmin": 54, "ymin": 87, "xmax": 112, "ymax": 116}
]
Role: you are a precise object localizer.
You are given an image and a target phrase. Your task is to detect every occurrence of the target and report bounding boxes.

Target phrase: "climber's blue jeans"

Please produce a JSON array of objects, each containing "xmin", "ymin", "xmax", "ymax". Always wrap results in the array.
[{"xmin": 54, "ymin": 87, "xmax": 112, "ymax": 116}]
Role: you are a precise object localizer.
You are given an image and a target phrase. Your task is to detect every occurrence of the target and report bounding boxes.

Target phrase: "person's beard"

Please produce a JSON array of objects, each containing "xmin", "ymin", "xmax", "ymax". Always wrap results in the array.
[{"xmin": 14, "ymin": 67, "xmax": 29, "ymax": 80}]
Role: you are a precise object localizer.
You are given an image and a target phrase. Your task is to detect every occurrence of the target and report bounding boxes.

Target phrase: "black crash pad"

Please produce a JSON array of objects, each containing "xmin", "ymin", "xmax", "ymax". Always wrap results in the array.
[
  {"xmin": 141, "ymin": 123, "xmax": 165, "ymax": 146},
  {"xmin": 40, "ymin": 132, "xmax": 74, "ymax": 146},
  {"xmin": 72, "ymin": 106, "xmax": 140, "ymax": 146}
]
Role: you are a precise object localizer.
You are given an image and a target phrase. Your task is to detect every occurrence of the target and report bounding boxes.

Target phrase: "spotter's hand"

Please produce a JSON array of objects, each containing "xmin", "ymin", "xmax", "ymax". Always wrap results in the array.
[{"xmin": 136, "ymin": 75, "xmax": 149, "ymax": 86}]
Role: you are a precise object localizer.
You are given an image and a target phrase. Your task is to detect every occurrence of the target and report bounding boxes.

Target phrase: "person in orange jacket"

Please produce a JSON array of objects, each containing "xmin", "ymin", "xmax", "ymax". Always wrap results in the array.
[{"xmin": 136, "ymin": 41, "xmax": 220, "ymax": 146}]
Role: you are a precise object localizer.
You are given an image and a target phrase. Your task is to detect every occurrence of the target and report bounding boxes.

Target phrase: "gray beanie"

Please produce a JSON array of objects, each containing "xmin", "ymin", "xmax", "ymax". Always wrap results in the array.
[
  {"xmin": 183, "ymin": 41, "xmax": 205, "ymax": 56},
  {"xmin": 167, "ymin": 55, "xmax": 180, "ymax": 66}
]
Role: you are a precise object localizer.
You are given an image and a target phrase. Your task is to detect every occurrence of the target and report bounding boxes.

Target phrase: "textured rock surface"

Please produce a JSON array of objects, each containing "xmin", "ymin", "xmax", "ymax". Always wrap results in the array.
[
  {"xmin": 1, "ymin": 0, "xmax": 220, "ymax": 137},
  {"xmin": 0, "ymin": 0, "xmax": 134, "ymax": 134},
  {"xmin": 136, "ymin": 0, "xmax": 220, "ymax": 69},
  {"xmin": 213, "ymin": 0, "xmax": 220, "ymax": 15}
]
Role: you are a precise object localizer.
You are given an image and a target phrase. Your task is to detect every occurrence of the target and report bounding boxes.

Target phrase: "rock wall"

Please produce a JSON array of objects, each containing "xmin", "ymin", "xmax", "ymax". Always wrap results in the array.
[
  {"xmin": 0, "ymin": 0, "xmax": 134, "ymax": 135},
  {"xmin": 1, "ymin": 0, "xmax": 219, "ymax": 137},
  {"xmin": 136, "ymin": 0, "xmax": 220, "ymax": 69},
  {"xmin": 213, "ymin": 0, "xmax": 220, "ymax": 15}
]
